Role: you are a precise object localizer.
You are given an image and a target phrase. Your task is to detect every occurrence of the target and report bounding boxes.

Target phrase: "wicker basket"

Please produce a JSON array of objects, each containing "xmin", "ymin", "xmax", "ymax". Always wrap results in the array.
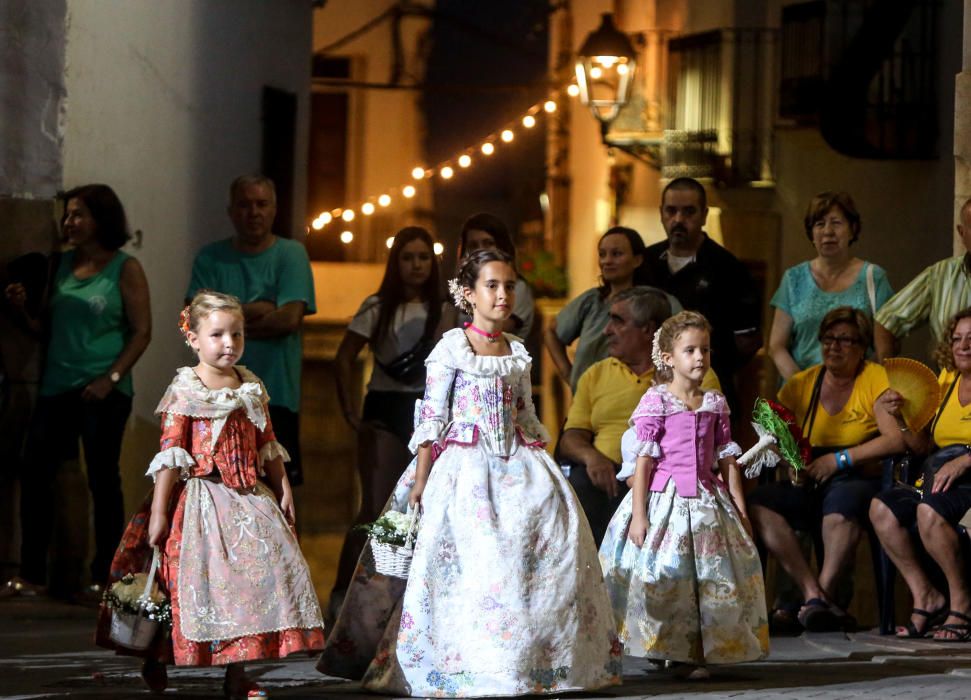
[
  {"xmin": 109, "ymin": 547, "xmax": 162, "ymax": 650},
  {"xmin": 370, "ymin": 507, "xmax": 419, "ymax": 579}
]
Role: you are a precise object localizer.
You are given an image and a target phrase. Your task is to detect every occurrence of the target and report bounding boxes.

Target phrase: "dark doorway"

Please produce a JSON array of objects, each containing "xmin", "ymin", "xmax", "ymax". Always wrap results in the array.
[{"xmin": 262, "ymin": 86, "xmax": 297, "ymax": 238}]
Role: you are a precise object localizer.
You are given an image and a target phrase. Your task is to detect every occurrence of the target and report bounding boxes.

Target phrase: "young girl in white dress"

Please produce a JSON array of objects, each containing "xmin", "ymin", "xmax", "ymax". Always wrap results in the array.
[
  {"xmin": 317, "ymin": 249, "xmax": 621, "ymax": 697},
  {"xmin": 599, "ymin": 311, "xmax": 768, "ymax": 679}
]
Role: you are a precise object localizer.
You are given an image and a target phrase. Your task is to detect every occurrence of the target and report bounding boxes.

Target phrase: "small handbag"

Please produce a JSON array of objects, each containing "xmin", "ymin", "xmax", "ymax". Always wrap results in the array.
[
  {"xmin": 920, "ymin": 446, "xmax": 971, "ymax": 494},
  {"xmin": 920, "ymin": 377, "xmax": 971, "ymax": 494},
  {"xmin": 377, "ymin": 336, "xmax": 436, "ymax": 385}
]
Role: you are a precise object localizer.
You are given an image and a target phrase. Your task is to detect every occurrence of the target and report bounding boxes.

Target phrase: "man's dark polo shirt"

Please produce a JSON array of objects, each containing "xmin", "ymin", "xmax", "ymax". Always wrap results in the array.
[{"xmin": 639, "ymin": 234, "xmax": 761, "ymax": 395}]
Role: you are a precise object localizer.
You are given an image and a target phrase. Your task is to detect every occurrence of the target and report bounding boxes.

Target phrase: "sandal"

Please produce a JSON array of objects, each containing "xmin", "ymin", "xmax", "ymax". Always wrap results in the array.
[
  {"xmin": 797, "ymin": 597, "xmax": 841, "ymax": 632},
  {"xmin": 933, "ymin": 610, "xmax": 971, "ymax": 642},
  {"xmin": 896, "ymin": 606, "xmax": 948, "ymax": 638},
  {"xmin": 223, "ymin": 678, "xmax": 268, "ymax": 699}
]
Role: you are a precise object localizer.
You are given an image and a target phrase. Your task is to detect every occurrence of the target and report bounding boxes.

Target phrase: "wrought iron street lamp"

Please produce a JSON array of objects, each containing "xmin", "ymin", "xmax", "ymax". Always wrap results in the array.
[{"xmin": 575, "ymin": 13, "xmax": 637, "ymax": 130}]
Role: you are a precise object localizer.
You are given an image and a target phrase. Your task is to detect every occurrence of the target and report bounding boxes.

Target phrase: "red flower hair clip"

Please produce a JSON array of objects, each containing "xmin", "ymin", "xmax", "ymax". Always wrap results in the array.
[{"xmin": 178, "ymin": 305, "xmax": 192, "ymax": 342}]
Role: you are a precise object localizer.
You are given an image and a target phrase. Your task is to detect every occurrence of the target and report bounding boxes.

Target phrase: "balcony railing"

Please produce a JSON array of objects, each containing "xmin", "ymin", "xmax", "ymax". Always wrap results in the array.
[{"xmin": 664, "ymin": 28, "xmax": 777, "ymax": 184}]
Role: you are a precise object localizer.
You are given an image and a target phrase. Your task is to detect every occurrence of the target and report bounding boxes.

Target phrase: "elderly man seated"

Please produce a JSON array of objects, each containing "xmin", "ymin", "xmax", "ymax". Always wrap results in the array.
[{"xmin": 558, "ymin": 286, "xmax": 720, "ymax": 544}]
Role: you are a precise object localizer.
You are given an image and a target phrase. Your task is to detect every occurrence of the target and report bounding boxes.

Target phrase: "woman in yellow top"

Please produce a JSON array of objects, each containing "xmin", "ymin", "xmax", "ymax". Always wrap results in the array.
[
  {"xmin": 870, "ymin": 307, "xmax": 971, "ymax": 640},
  {"xmin": 748, "ymin": 307, "xmax": 904, "ymax": 632}
]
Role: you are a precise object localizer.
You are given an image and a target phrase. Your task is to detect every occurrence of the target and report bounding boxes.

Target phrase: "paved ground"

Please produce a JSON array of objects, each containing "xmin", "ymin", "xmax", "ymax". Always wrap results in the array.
[{"xmin": 4, "ymin": 596, "xmax": 971, "ymax": 699}]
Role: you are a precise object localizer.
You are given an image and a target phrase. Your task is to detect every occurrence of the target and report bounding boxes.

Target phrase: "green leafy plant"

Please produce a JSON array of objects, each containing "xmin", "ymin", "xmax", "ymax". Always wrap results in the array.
[{"xmin": 519, "ymin": 251, "xmax": 568, "ymax": 298}]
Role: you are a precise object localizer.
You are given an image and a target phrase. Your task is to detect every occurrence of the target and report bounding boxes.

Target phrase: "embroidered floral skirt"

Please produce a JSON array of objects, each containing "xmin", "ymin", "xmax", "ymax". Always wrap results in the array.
[
  {"xmin": 317, "ymin": 441, "xmax": 622, "ymax": 697},
  {"xmin": 599, "ymin": 479, "xmax": 769, "ymax": 665},
  {"xmin": 96, "ymin": 479, "xmax": 325, "ymax": 666}
]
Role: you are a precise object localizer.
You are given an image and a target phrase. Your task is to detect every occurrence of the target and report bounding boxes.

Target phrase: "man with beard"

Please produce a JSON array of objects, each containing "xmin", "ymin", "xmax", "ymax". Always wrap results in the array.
[
  {"xmin": 638, "ymin": 177, "xmax": 762, "ymax": 412},
  {"xmin": 186, "ymin": 174, "xmax": 316, "ymax": 487}
]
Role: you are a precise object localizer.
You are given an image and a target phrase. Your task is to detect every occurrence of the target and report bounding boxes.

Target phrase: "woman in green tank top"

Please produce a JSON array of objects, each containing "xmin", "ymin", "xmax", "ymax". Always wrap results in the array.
[{"xmin": 4, "ymin": 184, "xmax": 151, "ymax": 599}]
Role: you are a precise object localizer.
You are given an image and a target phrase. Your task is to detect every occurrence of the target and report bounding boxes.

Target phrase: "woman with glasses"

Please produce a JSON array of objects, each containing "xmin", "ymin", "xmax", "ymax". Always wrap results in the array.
[
  {"xmin": 768, "ymin": 192, "xmax": 893, "ymax": 381},
  {"xmin": 747, "ymin": 307, "xmax": 905, "ymax": 632},
  {"xmin": 870, "ymin": 307, "xmax": 971, "ymax": 640}
]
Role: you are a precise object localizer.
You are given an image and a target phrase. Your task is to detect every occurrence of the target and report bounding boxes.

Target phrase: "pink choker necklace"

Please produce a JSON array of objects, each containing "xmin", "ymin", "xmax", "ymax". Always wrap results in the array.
[{"xmin": 464, "ymin": 322, "xmax": 502, "ymax": 343}]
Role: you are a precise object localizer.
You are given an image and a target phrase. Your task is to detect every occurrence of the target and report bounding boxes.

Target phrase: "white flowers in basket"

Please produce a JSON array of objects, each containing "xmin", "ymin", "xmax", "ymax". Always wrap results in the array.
[
  {"xmin": 104, "ymin": 548, "xmax": 170, "ymax": 650},
  {"xmin": 356, "ymin": 507, "xmax": 419, "ymax": 579}
]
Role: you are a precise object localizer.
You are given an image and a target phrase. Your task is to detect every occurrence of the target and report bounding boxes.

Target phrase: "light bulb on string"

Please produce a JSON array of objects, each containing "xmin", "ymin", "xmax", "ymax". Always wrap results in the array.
[
  {"xmin": 616, "ymin": 63, "xmax": 629, "ymax": 75},
  {"xmin": 386, "ymin": 236, "xmax": 395, "ymax": 249},
  {"xmin": 544, "ymin": 100, "xmax": 557, "ymax": 113},
  {"xmin": 522, "ymin": 115, "xmax": 536, "ymax": 128},
  {"xmin": 433, "ymin": 242, "xmax": 444, "ymax": 255},
  {"xmin": 458, "ymin": 154, "xmax": 472, "ymax": 168},
  {"xmin": 378, "ymin": 194, "xmax": 391, "ymax": 207},
  {"xmin": 311, "ymin": 218, "xmax": 325, "ymax": 231},
  {"xmin": 567, "ymin": 84, "xmax": 580, "ymax": 97},
  {"xmin": 481, "ymin": 142, "xmax": 495, "ymax": 156},
  {"xmin": 402, "ymin": 185, "xmax": 416, "ymax": 198},
  {"xmin": 411, "ymin": 166, "xmax": 425, "ymax": 180},
  {"xmin": 341, "ymin": 209, "xmax": 355, "ymax": 222},
  {"xmin": 440, "ymin": 166, "xmax": 454, "ymax": 179},
  {"xmin": 361, "ymin": 202, "xmax": 375, "ymax": 216},
  {"xmin": 589, "ymin": 66, "xmax": 603, "ymax": 79},
  {"xmin": 501, "ymin": 129, "xmax": 514, "ymax": 143},
  {"xmin": 340, "ymin": 231, "xmax": 354, "ymax": 243}
]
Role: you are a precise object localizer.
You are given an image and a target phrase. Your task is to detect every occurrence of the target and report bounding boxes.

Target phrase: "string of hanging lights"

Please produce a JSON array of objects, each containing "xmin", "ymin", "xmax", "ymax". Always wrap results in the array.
[{"xmin": 309, "ymin": 86, "xmax": 580, "ymax": 247}]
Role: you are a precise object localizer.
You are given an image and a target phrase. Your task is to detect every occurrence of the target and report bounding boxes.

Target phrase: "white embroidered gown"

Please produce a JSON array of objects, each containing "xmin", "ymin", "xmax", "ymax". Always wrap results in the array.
[{"xmin": 317, "ymin": 329, "xmax": 622, "ymax": 697}]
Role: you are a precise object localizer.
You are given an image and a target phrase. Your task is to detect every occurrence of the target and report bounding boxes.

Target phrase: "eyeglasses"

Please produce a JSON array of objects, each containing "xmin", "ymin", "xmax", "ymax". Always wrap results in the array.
[{"xmin": 820, "ymin": 335, "xmax": 861, "ymax": 348}]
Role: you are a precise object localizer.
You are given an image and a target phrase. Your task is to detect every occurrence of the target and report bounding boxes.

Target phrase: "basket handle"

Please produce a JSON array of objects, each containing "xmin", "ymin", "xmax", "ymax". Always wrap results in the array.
[
  {"xmin": 403, "ymin": 505, "xmax": 420, "ymax": 549},
  {"xmin": 139, "ymin": 546, "xmax": 160, "ymax": 610}
]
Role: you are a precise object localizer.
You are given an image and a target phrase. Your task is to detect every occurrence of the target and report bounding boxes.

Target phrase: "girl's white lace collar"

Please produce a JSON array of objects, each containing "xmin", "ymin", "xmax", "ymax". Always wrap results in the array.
[
  {"xmin": 432, "ymin": 328, "xmax": 531, "ymax": 376},
  {"xmin": 155, "ymin": 366, "xmax": 268, "ymax": 445},
  {"xmin": 639, "ymin": 384, "xmax": 726, "ymax": 416}
]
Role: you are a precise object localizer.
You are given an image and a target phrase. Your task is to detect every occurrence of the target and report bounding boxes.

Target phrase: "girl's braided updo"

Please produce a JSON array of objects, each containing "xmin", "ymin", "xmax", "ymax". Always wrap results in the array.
[
  {"xmin": 448, "ymin": 248, "xmax": 516, "ymax": 315},
  {"xmin": 652, "ymin": 310, "xmax": 712, "ymax": 383}
]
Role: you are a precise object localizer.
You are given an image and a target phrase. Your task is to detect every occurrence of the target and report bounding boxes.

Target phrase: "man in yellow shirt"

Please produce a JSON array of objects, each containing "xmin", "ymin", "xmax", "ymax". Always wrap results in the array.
[{"xmin": 558, "ymin": 287, "xmax": 720, "ymax": 543}]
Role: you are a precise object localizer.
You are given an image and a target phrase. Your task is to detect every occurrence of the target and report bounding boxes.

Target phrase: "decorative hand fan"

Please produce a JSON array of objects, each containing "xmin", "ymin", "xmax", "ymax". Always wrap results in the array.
[{"xmin": 883, "ymin": 358, "xmax": 941, "ymax": 432}]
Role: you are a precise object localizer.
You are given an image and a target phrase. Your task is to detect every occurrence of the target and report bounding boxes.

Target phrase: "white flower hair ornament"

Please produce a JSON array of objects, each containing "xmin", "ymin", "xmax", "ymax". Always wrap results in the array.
[
  {"xmin": 651, "ymin": 327, "xmax": 666, "ymax": 371},
  {"xmin": 447, "ymin": 277, "xmax": 468, "ymax": 312}
]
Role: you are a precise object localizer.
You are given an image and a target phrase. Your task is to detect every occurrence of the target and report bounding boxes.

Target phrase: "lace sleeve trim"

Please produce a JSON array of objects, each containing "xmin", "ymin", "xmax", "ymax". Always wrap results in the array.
[
  {"xmin": 146, "ymin": 447, "xmax": 195, "ymax": 481},
  {"xmin": 717, "ymin": 441, "xmax": 743, "ymax": 459},
  {"xmin": 258, "ymin": 441, "xmax": 291, "ymax": 474},
  {"xmin": 408, "ymin": 419, "xmax": 447, "ymax": 453}
]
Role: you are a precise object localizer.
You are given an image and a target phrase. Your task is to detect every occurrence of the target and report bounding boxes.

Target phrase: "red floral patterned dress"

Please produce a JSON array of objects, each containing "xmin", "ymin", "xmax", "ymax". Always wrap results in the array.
[{"xmin": 95, "ymin": 367, "xmax": 325, "ymax": 666}]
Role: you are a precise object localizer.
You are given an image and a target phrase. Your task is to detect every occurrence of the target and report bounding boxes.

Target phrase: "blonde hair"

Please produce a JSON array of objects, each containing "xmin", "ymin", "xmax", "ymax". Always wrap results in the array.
[
  {"xmin": 653, "ymin": 310, "xmax": 712, "ymax": 383},
  {"xmin": 183, "ymin": 290, "xmax": 243, "ymax": 338}
]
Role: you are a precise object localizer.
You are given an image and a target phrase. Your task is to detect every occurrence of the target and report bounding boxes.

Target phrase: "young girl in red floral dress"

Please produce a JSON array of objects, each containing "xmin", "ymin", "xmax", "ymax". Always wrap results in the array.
[{"xmin": 96, "ymin": 291, "xmax": 325, "ymax": 698}]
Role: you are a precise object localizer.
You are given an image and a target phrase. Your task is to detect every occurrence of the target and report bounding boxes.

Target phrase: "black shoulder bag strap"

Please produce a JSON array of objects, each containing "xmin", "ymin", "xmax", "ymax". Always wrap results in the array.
[
  {"xmin": 927, "ymin": 374, "xmax": 960, "ymax": 438},
  {"xmin": 801, "ymin": 366, "xmax": 827, "ymax": 444}
]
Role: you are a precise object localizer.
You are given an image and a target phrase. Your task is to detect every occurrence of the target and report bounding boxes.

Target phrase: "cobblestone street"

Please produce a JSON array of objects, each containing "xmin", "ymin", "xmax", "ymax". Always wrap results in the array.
[{"xmin": 4, "ymin": 596, "xmax": 971, "ymax": 699}]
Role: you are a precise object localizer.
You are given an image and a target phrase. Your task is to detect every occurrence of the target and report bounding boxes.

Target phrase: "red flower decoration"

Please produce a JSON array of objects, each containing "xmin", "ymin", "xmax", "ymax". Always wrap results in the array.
[
  {"xmin": 767, "ymin": 399, "xmax": 812, "ymax": 463},
  {"xmin": 178, "ymin": 306, "xmax": 191, "ymax": 339}
]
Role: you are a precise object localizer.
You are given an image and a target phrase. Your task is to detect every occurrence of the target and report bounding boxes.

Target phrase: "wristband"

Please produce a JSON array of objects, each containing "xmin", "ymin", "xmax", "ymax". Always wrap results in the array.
[{"xmin": 836, "ymin": 449, "xmax": 853, "ymax": 471}]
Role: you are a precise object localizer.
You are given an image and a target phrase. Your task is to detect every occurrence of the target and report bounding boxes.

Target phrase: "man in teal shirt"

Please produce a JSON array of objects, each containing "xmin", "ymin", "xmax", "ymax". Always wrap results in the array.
[{"xmin": 186, "ymin": 174, "xmax": 316, "ymax": 485}]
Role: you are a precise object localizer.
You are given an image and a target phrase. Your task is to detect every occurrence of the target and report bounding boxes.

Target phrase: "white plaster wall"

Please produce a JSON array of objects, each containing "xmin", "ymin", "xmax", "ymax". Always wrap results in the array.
[{"xmin": 61, "ymin": 0, "xmax": 312, "ymax": 502}]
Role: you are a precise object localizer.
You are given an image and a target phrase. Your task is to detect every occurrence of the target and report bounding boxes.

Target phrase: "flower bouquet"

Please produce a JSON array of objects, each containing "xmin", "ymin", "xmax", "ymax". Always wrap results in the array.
[
  {"xmin": 356, "ymin": 508, "xmax": 419, "ymax": 579},
  {"xmin": 737, "ymin": 398, "xmax": 812, "ymax": 479},
  {"xmin": 104, "ymin": 548, "xmax": 170, "ymax": 650}
]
